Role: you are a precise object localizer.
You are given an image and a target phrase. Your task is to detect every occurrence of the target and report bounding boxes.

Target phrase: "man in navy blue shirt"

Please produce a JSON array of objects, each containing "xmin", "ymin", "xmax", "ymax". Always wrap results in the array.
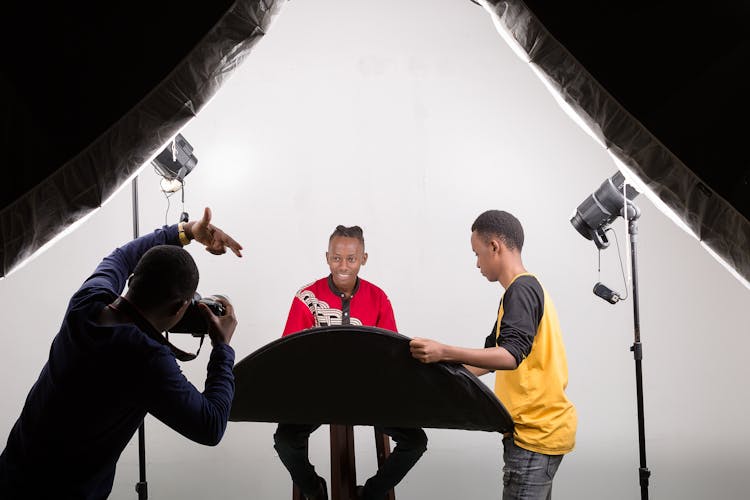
[{"xmin": 0, "ymin": 207, "xmax": 243, "ymax": 499}]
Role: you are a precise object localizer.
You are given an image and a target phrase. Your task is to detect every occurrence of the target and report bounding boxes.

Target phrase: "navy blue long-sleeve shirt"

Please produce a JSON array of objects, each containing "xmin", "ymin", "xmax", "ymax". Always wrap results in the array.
[{"xmin": 0, "ymin": 225, "xmax": 235, "ymax": 499}]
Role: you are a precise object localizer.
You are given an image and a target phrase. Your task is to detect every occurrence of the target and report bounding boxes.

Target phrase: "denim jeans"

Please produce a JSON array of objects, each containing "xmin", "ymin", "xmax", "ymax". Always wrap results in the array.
[
  {"xmin": 274, "ymin": 423, "xmax": 427, "ymax": 500},
  {"xmin": 501, "ymin": 436, "xmax": 563, "ymax": 500}
]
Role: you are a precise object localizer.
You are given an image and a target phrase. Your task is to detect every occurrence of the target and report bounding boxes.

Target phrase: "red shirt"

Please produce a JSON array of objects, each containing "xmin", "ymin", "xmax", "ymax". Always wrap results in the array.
[{"xmin": 282, "ymin": 276, "xmax": 397, "ymax": 336}]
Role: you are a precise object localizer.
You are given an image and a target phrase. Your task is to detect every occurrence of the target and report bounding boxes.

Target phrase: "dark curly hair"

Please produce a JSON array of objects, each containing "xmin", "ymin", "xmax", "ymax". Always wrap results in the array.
[
  {"xmin": 471, "ymin": 210, "xmax": 524, "ymax": 251},
  {"xmin": 127, "ymin": 245, "xmax": 199, "ymax": 310}
]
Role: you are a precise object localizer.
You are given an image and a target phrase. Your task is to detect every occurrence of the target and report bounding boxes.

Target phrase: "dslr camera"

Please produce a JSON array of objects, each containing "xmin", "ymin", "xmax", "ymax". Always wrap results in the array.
[{"xmin": 169, "ymin": 293, "xmax": 226, "ymax": 337}]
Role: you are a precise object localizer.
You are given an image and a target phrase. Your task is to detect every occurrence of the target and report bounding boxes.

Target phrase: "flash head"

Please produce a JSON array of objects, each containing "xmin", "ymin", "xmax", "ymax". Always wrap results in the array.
[
  {"xmin": 570, "ymin": 171, "xmax": 639, "ymax": 249},
  {"xmin": 152, "ymin": 134, "xmax": 197, "ymax": 183}
]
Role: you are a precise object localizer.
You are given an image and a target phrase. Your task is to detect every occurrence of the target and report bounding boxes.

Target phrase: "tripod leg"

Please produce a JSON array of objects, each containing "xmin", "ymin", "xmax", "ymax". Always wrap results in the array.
[{"xmin": 136, "ymin": 421, "xmax": 148, "ymax": 499}]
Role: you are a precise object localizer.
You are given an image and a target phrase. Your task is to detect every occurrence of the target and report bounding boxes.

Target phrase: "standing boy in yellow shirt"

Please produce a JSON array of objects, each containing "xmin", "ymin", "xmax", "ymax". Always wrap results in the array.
[{"xmin": 410, "ymin": 209, "xmax": 576, "ymax": 499}]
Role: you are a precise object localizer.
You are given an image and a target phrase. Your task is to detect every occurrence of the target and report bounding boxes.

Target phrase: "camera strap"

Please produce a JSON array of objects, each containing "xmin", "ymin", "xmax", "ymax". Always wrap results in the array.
[
  {"xmin": 166, "ymin": 332, "xmax": 205, "ymax": 362},
  {"xmin": 110, "ymin": 297, "xmax": 201, "ymax": 362}
]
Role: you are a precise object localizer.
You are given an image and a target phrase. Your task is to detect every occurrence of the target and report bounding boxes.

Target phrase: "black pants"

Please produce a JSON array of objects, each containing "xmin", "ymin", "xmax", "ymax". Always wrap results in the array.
[{"xmin": 274, "ymin": 423, "xmax": 427, "ymax": 500}]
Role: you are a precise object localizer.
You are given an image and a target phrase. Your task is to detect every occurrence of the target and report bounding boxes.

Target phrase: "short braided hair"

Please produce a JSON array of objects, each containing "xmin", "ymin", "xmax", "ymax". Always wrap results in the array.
[{"xmin": 329, "ymin": 225, "xmax": 365, "ymax": 248}]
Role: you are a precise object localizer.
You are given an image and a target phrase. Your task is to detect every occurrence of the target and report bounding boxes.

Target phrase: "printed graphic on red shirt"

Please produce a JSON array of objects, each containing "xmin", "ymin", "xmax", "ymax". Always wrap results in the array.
[
  {"xmin": 282, "ymin": 277, "xmax": 397, "ymax": 336},
  {"xmin": 298, "ymin": 289, "xmax": 363, "ymax": 327}
]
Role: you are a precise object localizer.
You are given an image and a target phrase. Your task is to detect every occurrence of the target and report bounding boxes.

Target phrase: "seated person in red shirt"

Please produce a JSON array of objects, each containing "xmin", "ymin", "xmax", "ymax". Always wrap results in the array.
[{"xmin": 274, "ymin": 225, "xmax": 427, "ymax": 500}]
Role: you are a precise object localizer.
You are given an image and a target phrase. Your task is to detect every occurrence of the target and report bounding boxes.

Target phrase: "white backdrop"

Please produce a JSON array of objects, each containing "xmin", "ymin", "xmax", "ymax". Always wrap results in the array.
[{"xmin": 2, "ymin": 1, "xmax": 749, "ymax": 498}]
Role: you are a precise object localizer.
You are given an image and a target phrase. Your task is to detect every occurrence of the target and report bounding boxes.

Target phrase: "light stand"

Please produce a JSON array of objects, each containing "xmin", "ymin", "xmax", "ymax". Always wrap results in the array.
[
  {"xmin": 625, "ymin": 208, "xmax": 651, "ymax": 499},
  {"xmin": 131, "ymin": 133, "xmax": 197, "ymax": 499},
  {"xmin": 131, "ymin": 177, "xmax": 149, "ymax": 500},
  {"xmin": 570, "ymin": 171, "xmax": 651, "ymax": 499}
]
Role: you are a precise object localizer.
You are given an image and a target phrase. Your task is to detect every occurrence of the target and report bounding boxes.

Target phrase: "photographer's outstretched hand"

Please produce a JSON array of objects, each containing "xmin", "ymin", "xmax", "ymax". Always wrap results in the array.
[
  {"xmin": 186, "ymin": 207, "xmax": 243, "ymax": 257},
  {"xmin": 199, "ymin": 296, "xmax": 237, "ymax": 346}
]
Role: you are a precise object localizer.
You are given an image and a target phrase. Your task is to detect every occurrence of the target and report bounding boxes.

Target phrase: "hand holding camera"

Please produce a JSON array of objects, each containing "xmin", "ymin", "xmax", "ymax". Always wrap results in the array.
[
  {"xmin": 169, "ymin": 294, "xmax": 237, "ymax": 347},
  {"xmin": 198, "ymin": 295, "xmax": 237, "ymax": 346}
]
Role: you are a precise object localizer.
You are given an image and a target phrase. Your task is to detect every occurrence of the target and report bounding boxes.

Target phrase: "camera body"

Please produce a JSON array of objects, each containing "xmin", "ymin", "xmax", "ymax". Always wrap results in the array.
[{"xmin": 169, "ymin": 293, "xmax": 225, "ymax": 337}]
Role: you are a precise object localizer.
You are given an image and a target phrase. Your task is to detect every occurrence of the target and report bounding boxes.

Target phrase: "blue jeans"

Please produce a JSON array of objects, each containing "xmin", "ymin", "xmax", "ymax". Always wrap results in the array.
[{"xmin": 502, "ymin": 436, "xmax": 563, "ymax": 500}]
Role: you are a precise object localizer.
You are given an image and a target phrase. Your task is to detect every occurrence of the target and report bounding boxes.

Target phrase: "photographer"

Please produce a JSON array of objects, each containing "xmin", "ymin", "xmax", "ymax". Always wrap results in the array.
[{"xmin": 0, "ymin": 207, "xmax": 242, "ymax": 500}]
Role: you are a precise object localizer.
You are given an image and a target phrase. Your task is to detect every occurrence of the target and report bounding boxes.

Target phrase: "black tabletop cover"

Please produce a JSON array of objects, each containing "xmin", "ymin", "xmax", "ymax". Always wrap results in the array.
[{"xmin": 230, "ymin": 326, "xmax": 513, "ymax": 433}]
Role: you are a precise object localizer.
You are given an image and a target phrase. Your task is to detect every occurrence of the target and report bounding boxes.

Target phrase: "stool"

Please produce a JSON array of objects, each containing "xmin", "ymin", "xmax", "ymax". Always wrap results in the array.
[{"xmin": 292, "ymin": 424, "xmax": 396, "ymax": 500}]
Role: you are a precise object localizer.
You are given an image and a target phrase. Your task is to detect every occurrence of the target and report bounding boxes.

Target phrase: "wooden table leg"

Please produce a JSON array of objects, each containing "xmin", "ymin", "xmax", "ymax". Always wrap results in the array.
[
  {"xmin": 293, "ymin": 483, "xmax": 303, "ymax": 500},
  {"xmin": 330, "ymin": 424, "xmax": 357, "ymax": 500}
]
